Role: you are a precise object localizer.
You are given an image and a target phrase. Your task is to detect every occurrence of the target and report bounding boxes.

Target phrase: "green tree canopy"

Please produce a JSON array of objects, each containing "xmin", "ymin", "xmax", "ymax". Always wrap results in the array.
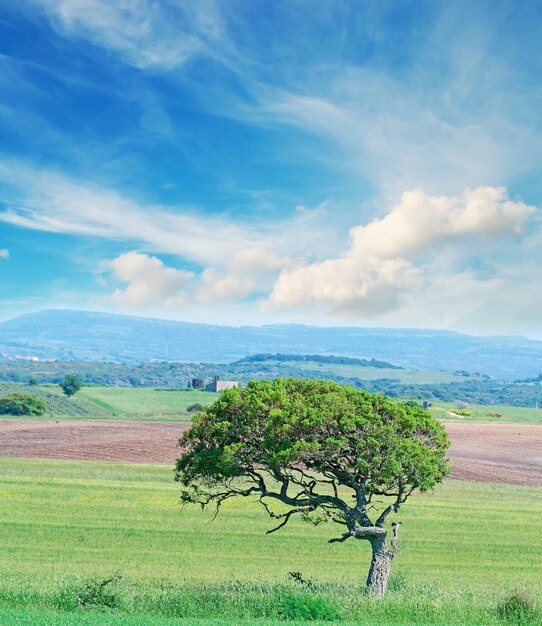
[
  {"xmin": 175, "ymin": 378, "xmax": 450, "ymax": 595},
  {"xmin": 0, "ymin": 392, "xmax": 46, "ymax": 416},
  {"xmin": 59, "ymin": 374, "xmax": 82, "ymax": 397}
]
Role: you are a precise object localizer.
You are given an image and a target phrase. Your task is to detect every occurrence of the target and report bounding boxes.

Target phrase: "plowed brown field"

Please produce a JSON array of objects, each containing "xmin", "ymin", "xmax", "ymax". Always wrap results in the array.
[{"xmin": 0, "ymin": 420, "xmax": 541, "ymax": 487}]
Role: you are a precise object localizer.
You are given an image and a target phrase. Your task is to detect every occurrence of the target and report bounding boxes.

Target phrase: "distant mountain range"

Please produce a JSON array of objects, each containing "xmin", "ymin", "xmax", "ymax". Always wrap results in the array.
[{"xmin": 0, "ymin": 309, "xmax": 541, "ymax": 379}]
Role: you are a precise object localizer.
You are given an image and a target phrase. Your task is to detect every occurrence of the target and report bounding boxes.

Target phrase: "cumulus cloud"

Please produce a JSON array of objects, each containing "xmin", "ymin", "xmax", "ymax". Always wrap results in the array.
[
  {"xmin": 196, "ymin": 247, "xmax": 289, "ymax": 303},
  {"xmin": 103, "ymin": 247, "xmax": 290, "ymax": 310},
  {"xmin": 348, "ymin": 186, "xmax": 533, "ymax": 260},
  {"xmin": 0, "ymin": 249, "xmax": 9, "ymax": 259},
  {"xmin": 106, "ymin": 251, "xmax": 194, "ymax": 308},
  {"xmin": 267, "ymin": 187, "xmax": 535, "ymax": 316}
]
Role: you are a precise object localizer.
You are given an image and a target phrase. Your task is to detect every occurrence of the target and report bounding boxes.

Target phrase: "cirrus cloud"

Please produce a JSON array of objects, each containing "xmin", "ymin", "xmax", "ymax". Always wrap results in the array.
[{"xmin": 24, "ymin": 0, "xmax": 225, "ymax": 70}]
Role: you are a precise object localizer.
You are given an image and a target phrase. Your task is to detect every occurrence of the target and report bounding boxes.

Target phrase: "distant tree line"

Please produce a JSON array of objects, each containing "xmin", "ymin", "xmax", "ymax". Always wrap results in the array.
[
  {"xmin": 0, "ymin": 360, "xmax": 541, "ymax": 407},
  {"xmin": 233, "ymin": 353, "xmax": 403, "ymax": 369}
]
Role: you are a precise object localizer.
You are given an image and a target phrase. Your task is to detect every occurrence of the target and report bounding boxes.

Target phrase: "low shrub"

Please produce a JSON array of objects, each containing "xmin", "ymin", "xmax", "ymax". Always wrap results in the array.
[
  {"xmin": 497, "ymin": 589, "xmax": 538, "ymax": 623},
  {"xmin": 187, "ymin": 403, "xmax": 205, "ymax": 413},
  {"xmin": 56, "ymin": 576, "xmax": 120, "ymax": 611},
  {"xmin": 0, "ymin": 392, "xmax": 46, "ymax": 416},
  {"xmin": 278, "ymin": 591, "xmax": 341, "ymax": 621}
]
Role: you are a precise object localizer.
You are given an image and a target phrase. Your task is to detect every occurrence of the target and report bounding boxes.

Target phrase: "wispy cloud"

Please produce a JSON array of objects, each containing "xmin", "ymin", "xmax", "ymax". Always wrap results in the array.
[
  {"xmin": 0, "ymin": 160, "xmax": 336, "ymax": 266},
  {"xmin": 251, "ymin": 70, "xmax": 541, "ymax": 203},
  {"xmin": 0, "ymin": 160, "xmax": 266, "ymax": 266},
  {"xmin": 0, "ymin": 248, "xmax": 9, "ymax": 259},
  {"xmin": 25, "ymin": 0, "xmax": 226, "ymax": 70}
]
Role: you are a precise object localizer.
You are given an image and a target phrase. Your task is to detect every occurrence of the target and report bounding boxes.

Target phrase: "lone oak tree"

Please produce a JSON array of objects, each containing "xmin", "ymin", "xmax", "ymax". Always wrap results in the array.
[{"xmin": 175, "ymin": 378, "xmax": 450, "ymax": 595}]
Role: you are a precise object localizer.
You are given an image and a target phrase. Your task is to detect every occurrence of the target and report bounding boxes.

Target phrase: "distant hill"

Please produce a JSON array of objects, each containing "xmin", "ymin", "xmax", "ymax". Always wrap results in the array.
[{"xmin": 0, "ymin": 309, "xmax": 541, "ymax": 379}]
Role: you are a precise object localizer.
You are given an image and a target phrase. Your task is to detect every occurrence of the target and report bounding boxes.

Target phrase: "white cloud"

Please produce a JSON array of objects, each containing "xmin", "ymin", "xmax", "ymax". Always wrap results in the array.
[
  {"xmin": 348, "ymin": 186, "xmax": 534, "ymax": 260},
  {"xmin": 26, "ymin": 0, "xmax": 225, "ymax": 70},
  {"xmin": 1, "ymin": 157, "xmax": 540, "ymax": 334},
  {"xmin": 106, "ymin": 251, "xmax": 193, "ymax": 308},
  {"xmin": 0, "ymin": 161, "xmax": 265, "ymax": 266},
  {"xmin": 255, "ymin": 81, "xmax": 538, "ymax": 203},
  {"xmin": 104, "ymin": 247, "xmax": 290, "ymax": 310},
  {"xmin": 196, "ymin": 247, "xmax": 289, "ymax": 303},
  {"xmin": 0, "ymin": 249, "xmax": 9, "ymax": 259},
  {"xmin": 0, "ymin": 160, "xmax": 337, "ymax": 268},
  {"xmin": 267, "ymin": 187, "xmax": 536, "ymax": 316}
]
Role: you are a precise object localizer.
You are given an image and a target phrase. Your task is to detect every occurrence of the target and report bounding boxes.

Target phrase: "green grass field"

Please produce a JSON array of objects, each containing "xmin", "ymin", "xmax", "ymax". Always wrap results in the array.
[
  {"xmin": 0, "ymin": 457, "xmax": 540, "ymax": 624},
  {"xmin": 266, "ymin": 361, "xmax": 478, "ymax": 384},
  {"xmin": 0, "ymin": 382, "xmax": 110, "ymax": 418},
  {"xmin": 430, "ymin": 401, "xmax": 542, "ymax": 424},
  {"xmin": 78, "ymin": 387, "xmax": 213, "ymax": 419},
  {"xmin": 0, "ymin": 384, "xmax": 214, "ymax": 421}
]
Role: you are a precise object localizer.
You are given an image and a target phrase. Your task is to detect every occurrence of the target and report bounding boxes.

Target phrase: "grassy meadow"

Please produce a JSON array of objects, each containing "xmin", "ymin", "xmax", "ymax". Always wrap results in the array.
[
  {"xmin": 0, "ymin": 456, "xmax": 541, "ymax": 624},
  {"xmin": 263, "ymin": 360, "xmax": 479, "ymax": 384},
  {"xmin": 78, "ymin": 387, "xmax": 212, "ymax": 419},
  {"xmin": 430, "ymin": 401, "xmax": 542, "ymax": 424},
  {"xmin": 0, "ymin": 384, "xmax": 213, "ymax": 421}
]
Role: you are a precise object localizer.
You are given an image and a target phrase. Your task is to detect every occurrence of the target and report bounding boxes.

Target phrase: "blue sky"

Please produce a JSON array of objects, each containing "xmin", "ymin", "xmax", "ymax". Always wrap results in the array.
[{"xmin": 0, "ymin": 1, "xmax": 541, "ymax": 335}]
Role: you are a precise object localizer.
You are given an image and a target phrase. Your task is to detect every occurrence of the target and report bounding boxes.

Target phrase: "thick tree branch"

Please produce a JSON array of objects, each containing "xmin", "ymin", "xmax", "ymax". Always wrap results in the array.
[{"xmin": 375, "ymin": 485, "xmax": 409, "ymax": 526}]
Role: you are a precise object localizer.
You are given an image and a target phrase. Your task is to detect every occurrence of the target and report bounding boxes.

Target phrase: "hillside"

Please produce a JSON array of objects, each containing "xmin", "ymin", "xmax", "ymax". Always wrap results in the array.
[
  {"xmin": 1, "ymin": 309, "xmax": 542, "ymax": 378},
  {"xmin": 0, "ymin": 382, "xmax": 109, "ymax": 417}
]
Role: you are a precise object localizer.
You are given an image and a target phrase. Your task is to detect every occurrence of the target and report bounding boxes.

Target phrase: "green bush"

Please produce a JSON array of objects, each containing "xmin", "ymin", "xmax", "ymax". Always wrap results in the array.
[
  {"xmin": 0, "ymin": 393, "xmax": 46, "ymax": 416},
  {"xmin": 56, "ymin": 577, "xmax": 120, "ymax": 611},
  {"xmin": 278, "ymin": 592, "xmax": 341, "ymax": 621},
  {"xmin": 497, "ymin": 590, "xmax": 538, "ymax": 623},
  {"xmin": 187, "ymin": 403, "xmax": 204, "ymax": 413}
]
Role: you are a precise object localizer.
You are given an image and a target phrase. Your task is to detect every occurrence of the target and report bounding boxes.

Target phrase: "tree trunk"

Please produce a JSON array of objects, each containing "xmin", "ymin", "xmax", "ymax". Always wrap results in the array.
[{"xmin": 366, "ymin": 536, "xmax": 394, "ymax": 595}]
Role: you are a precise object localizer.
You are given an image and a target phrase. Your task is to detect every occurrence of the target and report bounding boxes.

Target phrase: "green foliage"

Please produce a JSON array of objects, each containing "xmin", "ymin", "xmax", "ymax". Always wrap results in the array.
[
  {"xmin": 177, "ymin": 378, "xmax": 449, "ymax": 501},
  {"xmin": 58, "ymin": 576, "xmax": 120, "ymax": 610},
  {"xmin": 187, "ymin": 403, "xmax": 205, "ymax": 413},
  {"xmin": 177, "ymin": 379, "xmax": 450, "ymax": 595},
  {"xmin": 28, "ymin": 376, "xmax": 38, "ymax": 386},
  {"xmin": 497, "ymin": 590, "xmax": 538, "ymax": 624},
  {"xmin": 278, "ymin": 592, "xmax": 341, "ymax": 620},
  {"xmin": 0, "ymin": 392, "xmax": 46, "ymax": 415},
  {"xmin": 0, "ymin": 383, "xmax": 109, "ymax": 418},
  {"xmin": 0, "ymin": 579, "xmax": 540, "ymax": 625},
  {"xmin": 60, "ymin": 374, "xmax": 82, "ymax": 397}
]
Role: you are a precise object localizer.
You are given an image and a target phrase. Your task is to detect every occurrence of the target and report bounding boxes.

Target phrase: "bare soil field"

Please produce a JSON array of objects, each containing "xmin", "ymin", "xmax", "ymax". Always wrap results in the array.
[
  {"xmin": 0, "ymin": 420, "xmax": 540, "ymax": 487},
  {"xmin": 445, "ymin": 422, "xmax": 542, "ymax": 487}
]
